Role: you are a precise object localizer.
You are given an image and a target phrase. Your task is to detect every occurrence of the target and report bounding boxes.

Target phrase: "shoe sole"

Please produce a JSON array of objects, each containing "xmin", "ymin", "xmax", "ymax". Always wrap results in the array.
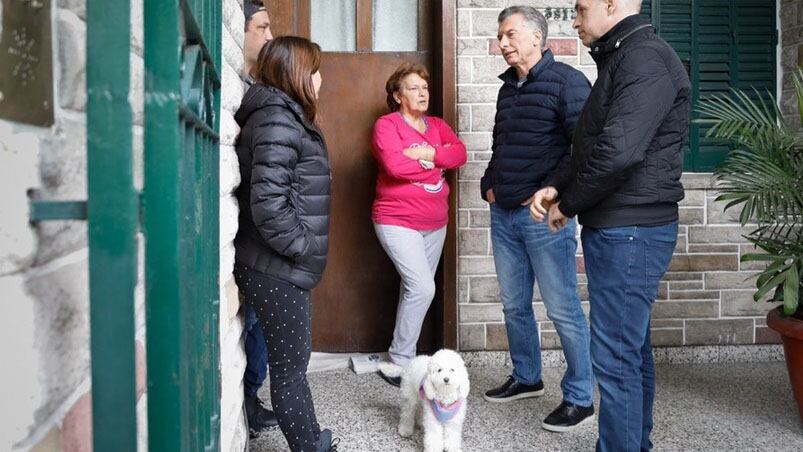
[
  {"xmin": 541, "ymin": 414, "xmax": 596, "ymax": 433},
  {"xmin": 482, "ymin": 388, "xmax": 545, "ymax": 403},
  {"xmin": 378, "ymin": 371, "xmax": 401, "ymax": 388}
]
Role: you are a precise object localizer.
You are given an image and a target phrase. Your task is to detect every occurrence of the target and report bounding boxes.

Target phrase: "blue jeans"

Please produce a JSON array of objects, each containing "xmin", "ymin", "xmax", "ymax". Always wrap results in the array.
[
  {"xmin": 490, "ymin": 204, "xmax": 593, "ymax": 407},
  {"xmin": 243, "ymin": 303, "xmax": 268, "ymax": 398},
  {"xmin": 582, "ymin": 222, "xmax": 678, "ymax": 452}
]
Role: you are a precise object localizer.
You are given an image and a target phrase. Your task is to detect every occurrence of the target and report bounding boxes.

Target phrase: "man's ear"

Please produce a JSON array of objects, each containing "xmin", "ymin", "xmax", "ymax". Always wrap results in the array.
[{"xmin": 606, "ymin": 0, "xmax": 617, "ymax": 15}]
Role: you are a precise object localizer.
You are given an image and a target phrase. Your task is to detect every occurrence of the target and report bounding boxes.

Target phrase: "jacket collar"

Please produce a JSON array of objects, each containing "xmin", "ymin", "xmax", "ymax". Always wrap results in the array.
[
  {"xmin": 238, "ymin": 83, "xmax": 323, "ymax": 139},
  {"xmin": 588, "ymin": 14, "xmax": 653, "ymax": 64},
  {"xmin": 498, "ymin": 49, "xmax": 556, "ymax": 86},
  {"xmin": 241, "ymin": 71, "xmax": 255, "ymax": 87}
]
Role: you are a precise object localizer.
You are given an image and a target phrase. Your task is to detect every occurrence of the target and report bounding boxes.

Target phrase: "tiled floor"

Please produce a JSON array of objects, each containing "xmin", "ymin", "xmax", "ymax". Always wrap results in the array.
[{"xmin": 250, "ymin": 361, "xmax": 803, "ymax": 451}]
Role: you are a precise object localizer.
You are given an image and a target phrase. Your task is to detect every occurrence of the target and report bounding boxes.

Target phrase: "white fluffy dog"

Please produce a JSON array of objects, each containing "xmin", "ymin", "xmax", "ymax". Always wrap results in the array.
[{"xmin": 379, "ymin": 349, "xmax": 470, "ymax": 452}]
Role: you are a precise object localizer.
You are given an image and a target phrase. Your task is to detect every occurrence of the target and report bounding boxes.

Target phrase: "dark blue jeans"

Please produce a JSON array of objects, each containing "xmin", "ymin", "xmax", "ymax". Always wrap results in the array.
[
  {"xmin": 581, "ymin": 222, "xmax": 678, "ymax": 452},
  {"xmin": 243, "ymin": 303, "xmax": 268, "ymax": 398},
  {"xmin": 490, "ymin": 204, "xmax": 593, "ymax": 407}
]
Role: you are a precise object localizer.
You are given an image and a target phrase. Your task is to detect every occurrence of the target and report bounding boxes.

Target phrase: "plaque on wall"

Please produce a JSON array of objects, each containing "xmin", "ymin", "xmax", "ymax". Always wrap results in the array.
[{"xmin": 0, "ymin": 0, "xmax": 53, "ymax": 126}]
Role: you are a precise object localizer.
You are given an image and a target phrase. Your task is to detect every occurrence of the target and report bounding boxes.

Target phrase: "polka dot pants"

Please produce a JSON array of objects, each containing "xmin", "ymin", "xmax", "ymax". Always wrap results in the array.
[{"xmin": 234, "ymin": 264, "xmax": 321, "ymax": 452}]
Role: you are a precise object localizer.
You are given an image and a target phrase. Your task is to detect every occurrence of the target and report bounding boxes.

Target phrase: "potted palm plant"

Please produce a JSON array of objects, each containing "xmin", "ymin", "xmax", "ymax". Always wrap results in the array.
[{"xmin": 698, "ymin": 69, "xmax": 803, "ymax": 423}]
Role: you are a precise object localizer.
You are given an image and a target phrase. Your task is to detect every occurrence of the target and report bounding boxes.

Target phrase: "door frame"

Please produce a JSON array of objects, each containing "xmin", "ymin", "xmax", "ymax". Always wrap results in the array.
[{"xmin": 265, "ymin": 0, "xmax": 458, "ymax": 349}]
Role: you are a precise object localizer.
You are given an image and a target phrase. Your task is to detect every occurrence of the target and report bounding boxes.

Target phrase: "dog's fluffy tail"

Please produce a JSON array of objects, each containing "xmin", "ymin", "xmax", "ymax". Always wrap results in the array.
[{"xmin": 378, "ymin": 362, "xmax": 403, "ymax": 377}]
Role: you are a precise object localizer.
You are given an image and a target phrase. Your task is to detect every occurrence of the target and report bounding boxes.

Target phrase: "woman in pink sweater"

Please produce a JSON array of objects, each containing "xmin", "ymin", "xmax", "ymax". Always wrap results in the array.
[{"xmin": 373, "ymin": 63, "xmax": 467, "ymax": 387}]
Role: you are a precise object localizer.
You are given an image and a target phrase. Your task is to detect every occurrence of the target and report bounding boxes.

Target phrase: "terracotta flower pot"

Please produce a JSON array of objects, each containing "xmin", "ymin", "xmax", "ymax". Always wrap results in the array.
[{"xmin": 767, "ymin": 307, "xmax": 803, "ymax": 424}]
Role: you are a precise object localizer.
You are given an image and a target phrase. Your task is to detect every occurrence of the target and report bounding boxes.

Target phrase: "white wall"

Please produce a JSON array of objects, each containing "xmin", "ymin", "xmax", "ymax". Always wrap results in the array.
[
  {"xmin": 0, "ymin": 0, "xmax": 100, "ymax": 449},
  {"xmin": 219, "ymin": 0, "xmax": 249, "ymax": 449}
]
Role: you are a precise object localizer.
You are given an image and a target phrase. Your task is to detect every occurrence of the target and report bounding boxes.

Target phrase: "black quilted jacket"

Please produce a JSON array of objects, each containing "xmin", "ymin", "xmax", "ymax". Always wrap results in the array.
[
  {"xmin": 548, "ymin": 15, "xmax": 691, "ymax": 228},
  {"xmin": 234, "ymin": 83, "xmax": 331, "ymax": 290},
  {"xmin": 481, "ymin": 49, "xmax": 591, "ymax": 208}
]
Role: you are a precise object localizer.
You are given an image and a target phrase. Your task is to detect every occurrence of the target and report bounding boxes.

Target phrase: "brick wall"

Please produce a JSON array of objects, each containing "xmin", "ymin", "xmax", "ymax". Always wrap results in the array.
[
  {"xmin": 781, "ymin": 0, "xmax": 802, "ymax": 130},
  {"xmin": 455, "ymin": 0, "xmax": 785, "ymax": 352}
]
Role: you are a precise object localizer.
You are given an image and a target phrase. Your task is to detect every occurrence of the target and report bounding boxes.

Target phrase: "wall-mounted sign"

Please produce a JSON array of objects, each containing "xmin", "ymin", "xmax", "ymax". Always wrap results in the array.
[
  {"xmin": 0, "ymin": 0, "xmax": 53, "ymax": 126},
  {"xmin": 542, "ymin": 7, "xmax": 577, "ymax": 21}
]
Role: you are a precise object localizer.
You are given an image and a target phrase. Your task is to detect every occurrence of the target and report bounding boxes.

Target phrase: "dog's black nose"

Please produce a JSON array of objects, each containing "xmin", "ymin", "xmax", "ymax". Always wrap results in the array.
[{"xmin": 443, "ymin": 377, "xmax": 450, "ymax": 383}]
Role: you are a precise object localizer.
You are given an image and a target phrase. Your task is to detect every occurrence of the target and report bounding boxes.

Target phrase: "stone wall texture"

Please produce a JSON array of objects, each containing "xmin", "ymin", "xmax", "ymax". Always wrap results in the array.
[
  {"xmin": 219, "ymin": 0, "xmax": 249, "ymax": 450},
  {"xmin": 0, "ymin": 0, "xmax": 140, "ymax": 450},
  {"xmin": 454, "ymin": 0, "xmax": 788, "ymax": 352}
]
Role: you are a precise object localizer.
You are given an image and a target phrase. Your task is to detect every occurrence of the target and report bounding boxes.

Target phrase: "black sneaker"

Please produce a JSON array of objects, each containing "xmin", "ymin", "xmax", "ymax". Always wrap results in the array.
[
  {"xmin": 483, "ymin": 376, "xmax": 544, "ymax": 402},
  {"xmin": 317, "ymin": 428, "xmax": 341, "ymax": 452},
  {"xmin": 245, "ymin": 394, "xmax": 278, "ymax": 438},
  {"xmin": 542, "ymin": 400, "xmax": 595, "ymax": 432},
  {"xmin": 378, "ymin": 370, "xmax": 401, "ymax": 388}
]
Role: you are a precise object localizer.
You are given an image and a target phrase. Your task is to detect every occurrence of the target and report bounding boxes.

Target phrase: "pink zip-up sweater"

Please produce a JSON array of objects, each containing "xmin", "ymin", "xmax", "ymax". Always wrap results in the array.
[{"xmin": 372, "ymin": 112, "xmax": 467, "ymax": 230}]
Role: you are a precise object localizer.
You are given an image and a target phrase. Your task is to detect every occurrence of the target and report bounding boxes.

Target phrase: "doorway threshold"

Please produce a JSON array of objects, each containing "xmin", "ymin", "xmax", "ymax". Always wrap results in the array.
[{"xmin": 309, "ymin": 352, "xmax": 389, "ymax": 374}]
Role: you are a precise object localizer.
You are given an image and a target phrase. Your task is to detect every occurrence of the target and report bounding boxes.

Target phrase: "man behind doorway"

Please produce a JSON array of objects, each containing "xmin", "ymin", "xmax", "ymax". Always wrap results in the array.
[
  {"xmin": 240, "ymin": 0, "xmax": 278, "ymax": 438},
  {"xmin": 531, "ymin": 0, "xmax": 690, "ymax": 450},
  {"xmin": 480, "ymin": 5, "xmax": 595, "ymax": 433}
]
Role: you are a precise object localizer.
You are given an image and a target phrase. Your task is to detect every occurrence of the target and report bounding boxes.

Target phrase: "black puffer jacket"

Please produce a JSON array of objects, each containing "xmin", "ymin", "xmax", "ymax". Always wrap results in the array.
[
  {"xmin": 234, "ymin": 83, "xmax": 331, "ymax": 290},
  {"xmin": 549, "ymin": 15, "xmax": 691, "ymax": 228},
  {"xmin": 481, "ymin": 50, "xmax": 591, "ymax": 208}
]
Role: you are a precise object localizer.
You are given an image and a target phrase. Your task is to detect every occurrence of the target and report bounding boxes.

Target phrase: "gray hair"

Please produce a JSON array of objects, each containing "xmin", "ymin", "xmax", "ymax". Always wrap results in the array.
[{"xmin": 498, "ymin": 6, "xmax": 548, "ymax": 49}]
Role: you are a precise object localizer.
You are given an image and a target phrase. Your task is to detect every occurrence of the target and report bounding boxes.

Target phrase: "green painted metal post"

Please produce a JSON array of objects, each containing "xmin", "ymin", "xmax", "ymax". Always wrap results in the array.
[
  {"xmin": 144, "ymin": 0, "xmax": 183, "ymax": 448},
  {"xmin": 144, "ymin": 1, "xmax": 221, "ymax": 450},
  {"xmin": 86, "ymin": 0, "xmax": 138, "ymax": 450}
]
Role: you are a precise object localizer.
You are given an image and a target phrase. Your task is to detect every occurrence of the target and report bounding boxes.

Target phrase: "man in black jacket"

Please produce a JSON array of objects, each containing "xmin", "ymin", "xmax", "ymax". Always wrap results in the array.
[
  {"xmin": 531, "ymin": 0, "xmax": 690, "ymax": 450},
  {"xmin": 480, "ymin": 6, "xmax": 595, "ymax": 433},
  {"xmin": 239, "ymin": 0, "xmax": 278, "ymax": 438}
]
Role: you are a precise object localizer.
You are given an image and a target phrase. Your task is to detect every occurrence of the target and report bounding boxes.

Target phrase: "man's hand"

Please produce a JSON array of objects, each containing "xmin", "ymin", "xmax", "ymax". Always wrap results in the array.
[
  {"xmin": 486, "ymin": 188, "xmax": 496, "ymax": 204},
  {"xmin": 529, "ymin": 186, "xmax": 558, "ymax": 222},
  {"xmin": 547, "ymin": 202, "xmax": 569, "ymax": 233}
]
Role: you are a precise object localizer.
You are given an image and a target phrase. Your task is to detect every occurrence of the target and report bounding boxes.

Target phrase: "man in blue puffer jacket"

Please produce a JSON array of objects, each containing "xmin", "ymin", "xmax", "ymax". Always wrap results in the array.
[{"xmin": 480, "ymin": 5, "xmax": 596, "ymax": 434}]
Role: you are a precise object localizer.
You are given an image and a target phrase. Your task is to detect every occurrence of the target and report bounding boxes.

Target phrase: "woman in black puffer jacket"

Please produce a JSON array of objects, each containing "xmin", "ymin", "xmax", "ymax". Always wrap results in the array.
[{"xmin": 233, "ymin": 36, "xmax": 336, "ymax": 452}]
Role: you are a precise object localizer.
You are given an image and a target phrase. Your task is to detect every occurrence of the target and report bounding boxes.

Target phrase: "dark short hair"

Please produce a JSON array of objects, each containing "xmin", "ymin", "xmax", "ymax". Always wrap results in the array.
[
  {"xmin": 244, "ymin": 0, "xmax": 266, "ymax": 31},
  {"xmin": 384, "ymin": 63, "xmax": 430, "ymax": 112}
]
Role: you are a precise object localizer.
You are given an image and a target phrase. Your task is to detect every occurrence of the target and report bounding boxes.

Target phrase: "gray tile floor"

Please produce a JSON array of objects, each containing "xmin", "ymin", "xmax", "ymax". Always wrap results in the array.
[{"xmin": 250, "ymin": 362, "xmax": 803, "ymax": 451}]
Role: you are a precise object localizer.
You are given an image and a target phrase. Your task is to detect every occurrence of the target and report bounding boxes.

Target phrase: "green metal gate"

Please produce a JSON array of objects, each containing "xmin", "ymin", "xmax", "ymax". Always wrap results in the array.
[
  {"xmin": 143, "ymin": 0, "xmax": 221, "ymax": 450},
  {"xmin": 31, "ymin": 0, "xmax": 222, "ymax": 450}
]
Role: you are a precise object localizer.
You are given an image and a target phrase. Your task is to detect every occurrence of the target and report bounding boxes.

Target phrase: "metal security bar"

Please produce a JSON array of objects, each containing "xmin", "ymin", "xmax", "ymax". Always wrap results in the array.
[
  {"xmin": 144, "ymin": 0, "xmax": 221, "ymax": 450},
  {"xmin": 28, "ymin": 200, "xmax": 87, "ymax": 222},
  {"xmin": 86, "ymin": 0, "xmax": 138, "ymax": 450}
]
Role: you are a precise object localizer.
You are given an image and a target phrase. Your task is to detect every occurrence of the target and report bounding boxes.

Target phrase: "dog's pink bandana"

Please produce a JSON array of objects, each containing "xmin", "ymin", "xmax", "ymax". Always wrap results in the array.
[{"xmin": 419, "ymin": 379, "xmax": 463, "ymax": 423}]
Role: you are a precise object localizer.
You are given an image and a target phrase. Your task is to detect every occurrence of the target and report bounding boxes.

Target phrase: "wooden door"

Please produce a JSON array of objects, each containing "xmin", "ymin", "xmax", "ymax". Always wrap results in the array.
[{"xmin": 267, "ymin": 0, "xmax": 457, "ymax": 352}]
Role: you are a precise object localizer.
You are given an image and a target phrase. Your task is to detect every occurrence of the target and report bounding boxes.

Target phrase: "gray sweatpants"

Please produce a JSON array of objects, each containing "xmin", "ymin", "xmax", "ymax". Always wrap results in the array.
[{"xmin": 374, "ymin": 223, "xmax": 447, "ymax": 365}]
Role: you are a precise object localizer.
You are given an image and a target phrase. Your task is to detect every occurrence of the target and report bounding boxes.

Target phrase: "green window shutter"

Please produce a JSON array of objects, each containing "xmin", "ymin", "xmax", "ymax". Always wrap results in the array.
[
  {"xmin": 693, "ymin": 0, "xmax": 778, "ymax": 171},
  {"xmin": 643, "ymin": 0, "xmax": 694, "ymax": 168},
  {"xmin": 640, "ymin": 0, "xmax": 652, "ymax": 23},
  {"xmin": 642, "ymin": 0, "xmax": 777, "ymax": 172},
  {"xmin": 692, "ymin": 0, "xmax": 733, "ymax": 171},
  {"xmin": 733, "ymin": 1, "xmax": 777, "ymax": 94}
]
